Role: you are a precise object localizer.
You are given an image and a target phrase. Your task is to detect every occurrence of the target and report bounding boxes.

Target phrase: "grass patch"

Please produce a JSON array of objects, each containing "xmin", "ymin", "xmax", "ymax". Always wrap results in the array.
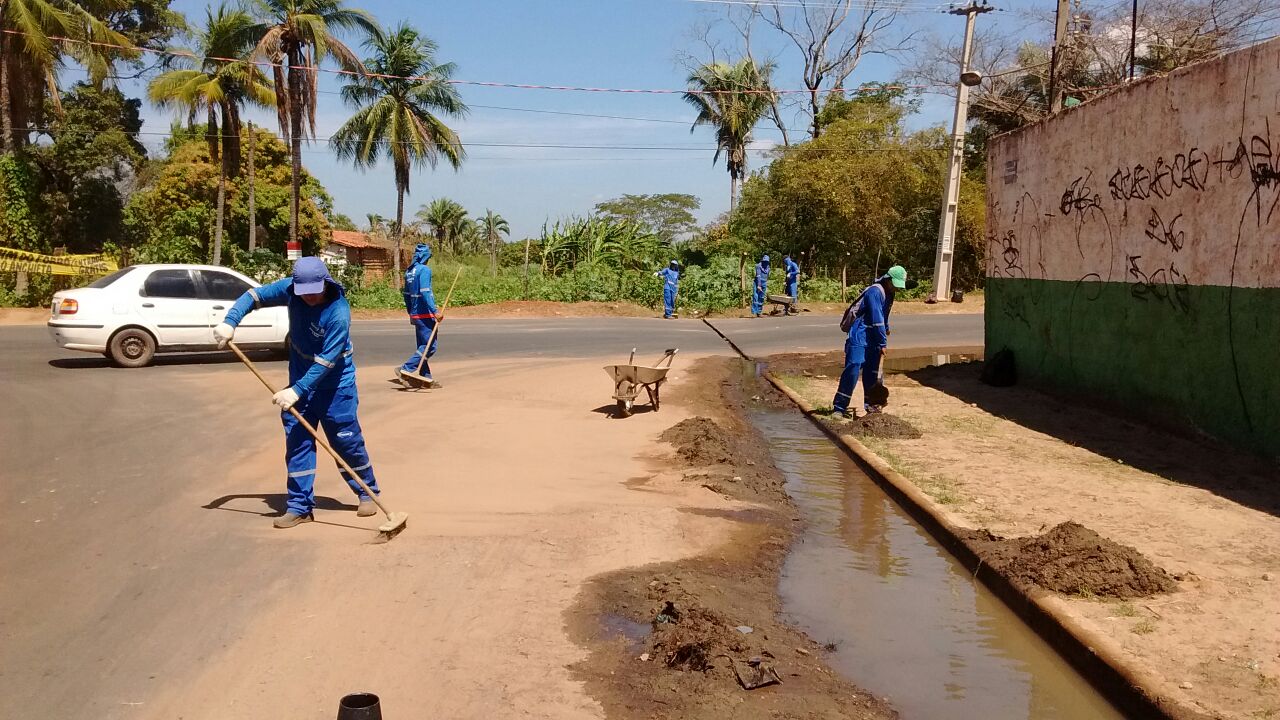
[
  {"xmin": 1114, "ymin": 602, "xmax": 1139, "ymax": 617},
  {"xmin": 1131, "ymin": 619, "xmax": 1157, "ymax": 635}
]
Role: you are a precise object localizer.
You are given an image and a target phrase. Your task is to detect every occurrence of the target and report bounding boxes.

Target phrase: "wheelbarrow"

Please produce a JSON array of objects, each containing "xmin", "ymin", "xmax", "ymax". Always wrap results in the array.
[
  {"xmin": 604, "ymin": 348, "xmax": 678, "ymax": 418},
  {"xmin": 766, "ymin": 293, "xmax": 797, "ymax": 315}
]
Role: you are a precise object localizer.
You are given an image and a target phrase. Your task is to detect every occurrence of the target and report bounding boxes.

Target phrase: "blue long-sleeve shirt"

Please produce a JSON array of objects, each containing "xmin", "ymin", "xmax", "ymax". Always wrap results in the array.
[
  {"xmin": 224, "ymin": 278, "xmax": 356, "ymax": 394},
  {"xmin": 784, "ymin": 257, "xmax": 799, "ymax": 284},
  {"xmin": 656, "ymin": 267, "xmax": 679, "ymax": 291},
  {"xmin": 404, "ymin": 262, "xmax": 438, "ymax": 319},
  {"xmin": 848, "ymin": 283, "xmax": 892, "ymax": 348},
  {"xmin": 754, "ymin": 262, "xmax": 770, "ymax": 291}
]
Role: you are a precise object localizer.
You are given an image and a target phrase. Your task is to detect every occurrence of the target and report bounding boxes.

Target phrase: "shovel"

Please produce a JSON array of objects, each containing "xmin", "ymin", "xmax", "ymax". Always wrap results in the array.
[{"xmin": 227, "ymin": 341, "xmax": 409, "ymax": 541}]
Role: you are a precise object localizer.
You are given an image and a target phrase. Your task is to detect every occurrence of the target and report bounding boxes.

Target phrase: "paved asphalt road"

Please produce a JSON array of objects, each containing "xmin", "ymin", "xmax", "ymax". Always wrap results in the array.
[{"xmin": 0, "ymin": 314, "xmax": 980, "ymax": 717}]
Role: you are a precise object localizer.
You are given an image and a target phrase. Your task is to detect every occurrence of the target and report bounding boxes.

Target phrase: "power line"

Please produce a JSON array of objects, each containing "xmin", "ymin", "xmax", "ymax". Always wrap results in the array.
[
  {"xmin": 660, "ymin": 0, "xmax": 949, "ymax": 10},
  {"xmin": 8, "ymin": 29, "xmax": 931, "ymax": 96}
]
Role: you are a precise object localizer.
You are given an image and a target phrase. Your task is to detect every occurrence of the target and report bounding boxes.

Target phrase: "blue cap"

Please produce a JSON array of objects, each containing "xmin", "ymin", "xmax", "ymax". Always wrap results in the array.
[
  {"xmin": 762, "ymin": 254, "xmax": 770, "ymax": 262},
  {"xmin": 292, "ymin": 256, "xmax": 331, "ymax": 295}
]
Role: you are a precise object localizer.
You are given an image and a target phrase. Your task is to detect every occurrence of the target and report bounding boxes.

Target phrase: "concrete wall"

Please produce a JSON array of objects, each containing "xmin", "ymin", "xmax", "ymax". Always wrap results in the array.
[{"xmin": 985, "ymin": 38, "xmax": 1280, "ymax": 458}]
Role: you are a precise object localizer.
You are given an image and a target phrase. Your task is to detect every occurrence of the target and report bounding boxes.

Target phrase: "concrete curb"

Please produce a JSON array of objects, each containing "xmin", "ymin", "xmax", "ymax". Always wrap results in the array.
[{"xmin": 762, "ymin": 369, "xmax": 1209, "ymax": 720}]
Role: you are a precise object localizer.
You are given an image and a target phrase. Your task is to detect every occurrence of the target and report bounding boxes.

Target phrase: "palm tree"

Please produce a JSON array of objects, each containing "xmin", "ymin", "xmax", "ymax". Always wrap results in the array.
[
  {"xmin": 0, "ymin": 0, "xmax": 136, "ymax": 151},
  {"xmin": 247, "ymin": 0, "xmax": 378, "ymax": 249},
  {"xmin": 683, "ymin": 59, "xmax": 775, "ymax": 212},
  {"xmin": 149, "ymin": 4, "xmax": 275, "ymax": 264},
  {"xmin": 331, "ymin": 22, "xmax": 466, "ymax": 281},
  {"xmin": 416, "ymin": 197, "xmax": 468, "ymax": 254},
  {"xmin": 478, "ymin": 209, "xmax": 509, "ymax": 275}
]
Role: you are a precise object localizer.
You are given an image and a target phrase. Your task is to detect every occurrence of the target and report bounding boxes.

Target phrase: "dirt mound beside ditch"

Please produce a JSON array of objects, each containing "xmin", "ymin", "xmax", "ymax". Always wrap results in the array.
[
  {"xmin": 660, "ymin": 417, "xmax": 735, "ymax": 465},
  {"xmin": 830, "ymin": 413, "xmax": 923, "ymax": 440},
  {"xmin": 968, "ymin": 521, "xmax": 1177, "ymax": 599}
]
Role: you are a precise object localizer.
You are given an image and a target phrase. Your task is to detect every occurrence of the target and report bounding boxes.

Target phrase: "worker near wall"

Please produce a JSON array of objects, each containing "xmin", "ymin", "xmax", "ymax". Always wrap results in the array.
[
  {"xmin": 215, "ymin": 257, "xmax": 381, "ymax": 528},
  {"xmin": 751, "ymin": 254, "xmax": 771, "ymax": 317},
  {"xmin": 399, "ymin": 243, "xmax": 442, "ymax": 382},
  {"xmin": 655, "ymin": 259, "xmax": 681, "ymax": 319},
  {"xmin": 783, "ymin": 253, "xmax": 800, "ymax": 315},
  {"xmin": 831, "ymin": 265, "xmax": 908, "ymax": 419}
]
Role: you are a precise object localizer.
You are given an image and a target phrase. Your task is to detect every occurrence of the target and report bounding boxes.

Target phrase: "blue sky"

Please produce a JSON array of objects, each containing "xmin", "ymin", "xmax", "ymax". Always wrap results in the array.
[{"xmin": 111, "ymin": 0, "xmax": 1051, "ymax": 239}]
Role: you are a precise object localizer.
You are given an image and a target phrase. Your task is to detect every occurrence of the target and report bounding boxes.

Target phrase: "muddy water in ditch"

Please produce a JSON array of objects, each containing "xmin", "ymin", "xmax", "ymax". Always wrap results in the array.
[{"xmin": 754, "ymin": 409, "xmax": 1125, "ymax": 720}]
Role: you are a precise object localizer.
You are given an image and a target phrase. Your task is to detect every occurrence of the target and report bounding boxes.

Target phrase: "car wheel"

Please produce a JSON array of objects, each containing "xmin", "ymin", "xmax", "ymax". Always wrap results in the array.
[
  {"xmin": 275, "ymin": 333, "xmax": 292, "ymax": 360},
  {"xmin": 108, "ymin": 328, "xmax": 157, "ymax": 368}
]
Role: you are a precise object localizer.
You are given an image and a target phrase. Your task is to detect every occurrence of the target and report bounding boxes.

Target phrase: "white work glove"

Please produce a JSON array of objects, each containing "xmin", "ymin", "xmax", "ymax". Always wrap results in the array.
[
  {"xmin": 214, "ymin": 322, "xmax": 235, "ymax": 349},
  {"xmin": 272, "ymin": 387, "xmax": 300, "ymax": 410}
]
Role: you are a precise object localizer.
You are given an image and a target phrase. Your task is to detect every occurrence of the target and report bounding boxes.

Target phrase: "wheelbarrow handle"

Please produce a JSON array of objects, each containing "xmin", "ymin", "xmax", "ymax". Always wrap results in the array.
[{"xmin": 655, "ymin": 348, "xmax": 678, "ymax": 367}]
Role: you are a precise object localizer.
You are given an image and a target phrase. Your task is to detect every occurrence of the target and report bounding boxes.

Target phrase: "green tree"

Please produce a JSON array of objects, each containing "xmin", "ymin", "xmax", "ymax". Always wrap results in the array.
[
  {"xmin": 148, "ymin": 3, "xmax": 275, "ymax": 264},
  {"xmin": 331, "ymin": 22, "xmax": 466, "ymax": 280},
  {"xmin": 683, "ymin": 58, "xmax": 776, "ymax": 212},
  {"xmin": 28, "ymin": 83, "xmax": 146, "ymax": 254},
  {"xmin": 415, "ymin": 197, "xmax": 468, "ymax": 254},
  {"xmin": 593, "ymin": 193, "xmax": 699, "ymax": 243},
  {"xmin": 0, "ymin": 0, "xmax": 137, "ymax": 151},
  {"xmin": 478, "ymin": 209, "xmax": 508, "ymax": 275},
  {"xmin": 330, "ymin": 212, "xmax": 357, "ymax": 231},
  {"xmin": 247, "ymin": 0, "xmax": 378, "ymax": 247}
]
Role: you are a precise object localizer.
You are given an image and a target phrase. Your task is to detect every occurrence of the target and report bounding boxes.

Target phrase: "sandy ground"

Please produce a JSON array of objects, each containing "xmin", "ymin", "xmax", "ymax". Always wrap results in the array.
[
  {"xmin": 769, "ymin": 353, "xmax": 1280, "ymax": 720},
  {"xmin": 122, "ymin": 353, "xmax": 761, "ymax": 719}
]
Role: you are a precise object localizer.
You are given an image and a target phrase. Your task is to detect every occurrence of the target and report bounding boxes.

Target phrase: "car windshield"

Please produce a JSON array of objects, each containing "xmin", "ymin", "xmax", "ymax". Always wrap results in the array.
[{"xmin": 86, "ymin": 267, "xmax": 134, "ymax": 289}]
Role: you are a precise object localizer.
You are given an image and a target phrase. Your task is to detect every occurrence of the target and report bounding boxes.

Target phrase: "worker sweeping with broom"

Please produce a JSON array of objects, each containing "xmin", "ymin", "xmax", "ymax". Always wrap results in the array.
[
  {"xmin": 399, "ymin": 243, "xmax": 442, "ymax": 386},
  {"xmin": 214, "ymin": 257, "xmax": 383, "ymax": 529}
]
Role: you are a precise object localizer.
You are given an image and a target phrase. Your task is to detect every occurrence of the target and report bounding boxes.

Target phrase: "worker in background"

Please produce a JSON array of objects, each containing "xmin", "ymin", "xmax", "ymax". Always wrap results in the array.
[
  {"xmin": 655, "ymin": 259, "xmax": 681, "ymax": 319},
  {"xmin": 214, "ymin": 257, "xmax": 381, "ymax": 528},
  {"xmin": 399, "ymin": 243, "xmax": 442, "ymax": 383},
  {"xmin": 751, "ymin": 254, "xmax": 771, "ymax": 317},
  {"xmin": 831, "ymin": 265, "xmax": 908, "ymax": 419},
  {"xmin": 783, "ymin": 253, "xmax": 800, "ymax": 315}
]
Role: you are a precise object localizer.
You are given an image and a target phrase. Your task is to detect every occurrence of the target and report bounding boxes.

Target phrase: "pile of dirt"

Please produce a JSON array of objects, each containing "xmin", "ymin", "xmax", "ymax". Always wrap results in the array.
[
  {"xmin": 829, "ymin": 413, "xmax": 923, "ymax": 439},
  {"xmin": 660, "ymin": 417, "xmax": 735, "ymax": 466},
  {"xmin": 967, "ymin": 521, "xmax": 1177, "ymax": 599}
]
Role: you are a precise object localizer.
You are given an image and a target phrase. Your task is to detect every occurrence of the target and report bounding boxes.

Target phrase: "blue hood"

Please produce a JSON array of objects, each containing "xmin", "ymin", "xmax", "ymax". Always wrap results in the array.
[{"xmin": 412, "ymin": 243, "xmax": 433, "ymax": 266}]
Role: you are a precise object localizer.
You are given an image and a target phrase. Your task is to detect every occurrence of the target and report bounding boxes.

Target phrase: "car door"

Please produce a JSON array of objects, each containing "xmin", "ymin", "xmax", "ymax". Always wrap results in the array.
[
  {"xmin": 137, "ymin": 268, "xmax": 213, "ymax": 346},
  {"xmin": 197, "ymin": 269, "xmax": 278, "ymax": 345}
]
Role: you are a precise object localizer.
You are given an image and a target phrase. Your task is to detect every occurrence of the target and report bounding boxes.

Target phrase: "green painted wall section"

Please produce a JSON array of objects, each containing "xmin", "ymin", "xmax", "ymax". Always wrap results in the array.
[{"xmin": 985, "ymin": 277, "xmax": 1280, "ymax": 459}]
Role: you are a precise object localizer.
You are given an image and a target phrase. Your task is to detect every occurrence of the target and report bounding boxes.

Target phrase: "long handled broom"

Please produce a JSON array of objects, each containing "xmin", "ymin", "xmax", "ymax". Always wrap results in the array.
[
  {"xmin": 227, "ymin": 341, "xmax": 409, "ymax": 540},
  {"xmin": 402, "ymin": 267, "xmax": 463, "ymax": 389}
]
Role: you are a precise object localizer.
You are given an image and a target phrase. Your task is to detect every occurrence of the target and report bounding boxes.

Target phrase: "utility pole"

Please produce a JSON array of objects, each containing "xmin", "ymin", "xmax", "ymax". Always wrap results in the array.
[
  {"xmin": 928, "ymin": 0, "xmax": 993, "ymax": 304},
  {"xmin": 1127, "ymin": 0, "xmax": 1138, "ymax": 81},
  {"xmin": 1048, "ymin": 0, "xmax": 1070, "ymax": 112},
  {"xmin": 247, "ymin": 121, "xmax": 257, "ymax": 252}
]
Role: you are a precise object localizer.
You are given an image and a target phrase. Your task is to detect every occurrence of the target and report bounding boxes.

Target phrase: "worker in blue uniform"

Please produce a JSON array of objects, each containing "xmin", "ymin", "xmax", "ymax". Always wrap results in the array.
[
  {"xmin": 655, "ymin": 260, "xmax": 680, "ymax": 318},
  {"xmin": 783, "ymin": 254, "xmax": 800, "ymax": 314},
  {"xmin": 751, "ymin": 254, "xmax": 770, "ymax": 317},
  {"xmin": 831, "ymin": 265, "xmax": 907, "ymax": 419},
  {"xmin": 399, "ymin": 243, "xmax": 441, "ymax": 382},
  {"xmin": 214, "ymin": 257, "xmax": 381, "ymax": 528}
]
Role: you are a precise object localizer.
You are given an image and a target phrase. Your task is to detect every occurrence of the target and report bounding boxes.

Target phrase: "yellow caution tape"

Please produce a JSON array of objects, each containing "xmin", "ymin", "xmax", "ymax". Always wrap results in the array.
[{"xmin": 0, "ymin": 246, "xmax": 118, "ymax": 276}]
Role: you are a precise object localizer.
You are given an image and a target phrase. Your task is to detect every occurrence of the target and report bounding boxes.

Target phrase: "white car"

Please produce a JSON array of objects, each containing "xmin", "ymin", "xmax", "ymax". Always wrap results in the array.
[{"xmin": 47, "ymin": 264, "xmax": 290, "ymax": 367}]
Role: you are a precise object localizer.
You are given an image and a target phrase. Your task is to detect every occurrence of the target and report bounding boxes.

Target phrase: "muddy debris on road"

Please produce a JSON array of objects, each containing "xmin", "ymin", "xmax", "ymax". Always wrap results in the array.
[
  {"xmin": 660, "ymin": 417, "xmax": 735, "ymax": 466},
  {"xmin": 965, "ymin": 521, "xmax": 1178, "ymax": 599},
  {"xmin": 826, "ymin": 413, "xmax": 923, "ymax": 440}
]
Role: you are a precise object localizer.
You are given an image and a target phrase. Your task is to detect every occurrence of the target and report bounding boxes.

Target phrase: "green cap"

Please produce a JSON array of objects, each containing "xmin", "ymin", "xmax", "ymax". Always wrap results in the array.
[{"xmin": 886, "ymin": 265, "xmax": 907, "ymax": 289}]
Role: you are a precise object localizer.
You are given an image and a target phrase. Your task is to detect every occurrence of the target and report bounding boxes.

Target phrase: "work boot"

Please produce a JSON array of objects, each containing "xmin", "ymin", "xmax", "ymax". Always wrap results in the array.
[
  {"xmin": 357, "ymin": 498, "xmax": 377, "ymax": 517},
  {"xmin": 830, "ymin": 409, "xmax": 854, "ymax": 421},
  {"xmin": 864, "ymin": 405, "xmax": 884, "ymax": 414},
  {"xmin": 273, "ymin": 511, "xmax": 313, "ymax": 529}
]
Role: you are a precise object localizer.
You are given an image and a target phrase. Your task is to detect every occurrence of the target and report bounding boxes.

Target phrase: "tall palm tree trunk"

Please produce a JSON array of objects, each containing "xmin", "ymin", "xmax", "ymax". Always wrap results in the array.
[
  {"xmin": 490, "ymin": 231, "xmax": 497, "ymax": 276},
  {"xmin": 0, "ymin": 28, "xmax": 12, "ymax": 153},
  {"xmin": 213, "ymin": 160, "xmax": 226, "ymax": 264},
  {"xmin": 730, "ymin": 173, "xmax": 738, "ymax": 213},
  {"xmin": 394, "ymin": 183, "xmax": 405, "ymax": 284},
  {"xmin": 287, "ymin": 47, "xmax": 304, "ymax": 250}
]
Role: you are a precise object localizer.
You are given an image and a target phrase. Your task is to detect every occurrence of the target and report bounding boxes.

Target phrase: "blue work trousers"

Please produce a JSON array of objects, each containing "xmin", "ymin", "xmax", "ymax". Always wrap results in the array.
[
  {"xmin": 400, "ymin": 318, "xmax": 438, "ymax": 377},
  {"xmin": 832, "ymin": 338, "xmax": 885, "ymax": 412},
  {"xmin": 281, "ymin": 385, "xmax": 379, "ymax": 515},
  {"xmin": 785, "ymin": 278, "xmax": 798, "ymax": 301},
  {"xmin": 751, "ymin": 285, "xmax": 766, "ymax": 315},
  {"xmin": 663, "ymin": 285, "xmax": 677, "ymax": 318}
]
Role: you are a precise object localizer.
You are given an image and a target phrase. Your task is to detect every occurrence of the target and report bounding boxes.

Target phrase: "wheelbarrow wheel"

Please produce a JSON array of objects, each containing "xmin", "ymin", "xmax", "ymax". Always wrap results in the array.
[{"xmin": 615, "ymin": 399, "xmax": 633, "ymax": 417}]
